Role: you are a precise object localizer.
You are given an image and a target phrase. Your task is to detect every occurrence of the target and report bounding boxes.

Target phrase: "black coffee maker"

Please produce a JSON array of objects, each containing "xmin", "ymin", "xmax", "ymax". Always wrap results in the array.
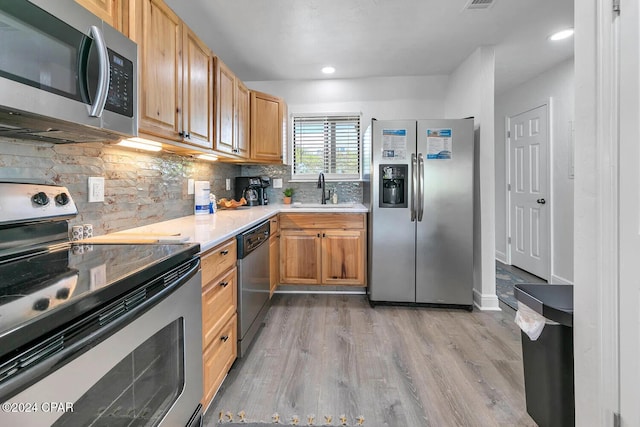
[{"xmin": 235, "ymin": 176, "xmax": 270, "ymax": 206}]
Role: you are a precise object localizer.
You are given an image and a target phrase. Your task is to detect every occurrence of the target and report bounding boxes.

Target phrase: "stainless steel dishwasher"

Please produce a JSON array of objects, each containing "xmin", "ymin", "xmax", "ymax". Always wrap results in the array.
[{"xmin": 236, "ymin": 220, "xmax": 271, "ymax": 357}]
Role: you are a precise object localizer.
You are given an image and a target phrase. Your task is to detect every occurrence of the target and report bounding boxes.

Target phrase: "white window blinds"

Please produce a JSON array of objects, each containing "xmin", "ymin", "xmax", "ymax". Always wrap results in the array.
[{"xmin": 292, "ymin": 114, "xmax": 361, "ymax": 180}]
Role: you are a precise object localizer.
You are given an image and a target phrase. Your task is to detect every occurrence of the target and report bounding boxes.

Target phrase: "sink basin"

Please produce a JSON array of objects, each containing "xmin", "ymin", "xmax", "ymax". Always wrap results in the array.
[{"xmin": 291, "ymin": 202, "xmax": 357, "ymax": 209}]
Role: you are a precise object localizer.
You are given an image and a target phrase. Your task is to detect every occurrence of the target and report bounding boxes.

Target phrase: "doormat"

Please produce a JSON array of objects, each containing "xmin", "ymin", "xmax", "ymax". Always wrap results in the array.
[{"xmin": 495, "ymin": 265, "xmax": 522, "ymax": 310}]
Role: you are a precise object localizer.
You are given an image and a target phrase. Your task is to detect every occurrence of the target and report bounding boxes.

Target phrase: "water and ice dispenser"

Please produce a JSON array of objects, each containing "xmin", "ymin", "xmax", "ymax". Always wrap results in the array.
[{"xmin": 379, "ymin": 165, "xmax": 407, "ymax": 208}]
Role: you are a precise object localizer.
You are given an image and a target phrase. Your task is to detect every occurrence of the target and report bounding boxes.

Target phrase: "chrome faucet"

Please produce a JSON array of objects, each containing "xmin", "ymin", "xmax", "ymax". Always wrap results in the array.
[{"xmin": 317, "ymin": 172, "xmax": 331, "ymax": 204}]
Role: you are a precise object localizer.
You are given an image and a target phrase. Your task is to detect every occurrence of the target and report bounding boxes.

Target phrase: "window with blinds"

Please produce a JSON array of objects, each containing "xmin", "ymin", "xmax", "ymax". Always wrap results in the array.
[{"xmin": 292, "ymin": 114, "xmax": 361, "ymax": 180}]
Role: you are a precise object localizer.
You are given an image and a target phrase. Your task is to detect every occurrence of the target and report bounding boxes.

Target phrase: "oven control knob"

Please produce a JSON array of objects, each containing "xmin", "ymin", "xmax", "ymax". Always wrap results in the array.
[
  {"xmin": 55, "ymin": 192, "xmax": 70, "ymax": 206},
  {"xmin": 32, "ymin": 192, "xmax": 50, "ymax": 206},
  {"xmin": 33, "ymin": 298, "xmax": 50, "ymax": 311},
  {"xmin": 56, "ymin": 287, "xmax": 70, "ymax": 300}
]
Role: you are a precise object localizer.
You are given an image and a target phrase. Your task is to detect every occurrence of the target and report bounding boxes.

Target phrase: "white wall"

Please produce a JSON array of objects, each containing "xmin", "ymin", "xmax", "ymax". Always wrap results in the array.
[
  {"xmin": 494, "ymin": 59, "xmax": 575, "ymax": 285},
  {"xmin": 246, "ymin": 75, "xmax": 448, "ymax": 126},
  {"xmin": 444, "ymin": 46, "xmax": 498, "ymax": 310}
]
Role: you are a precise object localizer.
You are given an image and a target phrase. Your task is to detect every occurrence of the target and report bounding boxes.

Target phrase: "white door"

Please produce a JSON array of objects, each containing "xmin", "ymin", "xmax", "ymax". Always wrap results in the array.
[
  {"xmin": 508, "ymin": 105, "xmax": 549, "ymax": 280},
  {"xmin": 618, "ymin": 0, "xmax": 640, "ymax": 423}
]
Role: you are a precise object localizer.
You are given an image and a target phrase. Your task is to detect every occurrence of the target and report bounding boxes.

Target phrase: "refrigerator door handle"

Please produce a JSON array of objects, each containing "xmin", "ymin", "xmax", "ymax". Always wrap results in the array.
[
  {"xmin": 411, "ymin": 153, "xmax": 417, "ymax": 221},
  {"xmin": 418, "ymin": 153, "xmax": 425, "ymax": 221}
]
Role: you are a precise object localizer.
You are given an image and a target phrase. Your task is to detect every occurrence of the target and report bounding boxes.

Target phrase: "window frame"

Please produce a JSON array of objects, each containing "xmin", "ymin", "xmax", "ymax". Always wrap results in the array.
[{"xmin": 290, "ymin": 112, "xmax": 362, "ymax": 182}]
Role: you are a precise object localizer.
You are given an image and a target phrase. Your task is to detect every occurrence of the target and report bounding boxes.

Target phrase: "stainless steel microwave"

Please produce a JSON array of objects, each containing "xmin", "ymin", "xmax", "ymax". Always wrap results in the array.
[{"xmin": 0, "ymin": 0, "xmax": 137, "ymax": 143}]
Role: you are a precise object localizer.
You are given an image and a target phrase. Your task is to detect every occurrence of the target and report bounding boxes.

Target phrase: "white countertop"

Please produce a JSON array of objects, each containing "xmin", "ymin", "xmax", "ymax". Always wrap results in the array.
[{"xmin": 108, "ymin": 203, "xmax": 368, "ymax": 252}]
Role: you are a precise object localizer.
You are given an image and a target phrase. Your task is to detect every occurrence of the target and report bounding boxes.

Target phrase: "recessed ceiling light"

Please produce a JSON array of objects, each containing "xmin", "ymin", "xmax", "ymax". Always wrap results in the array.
[
  {"xmin": 549, "ymin": 28, "xmax": 574, "ymax": 41},
  {"xmin": 321, "ymin": 66, "xmax": 335, "ymax": 74}
]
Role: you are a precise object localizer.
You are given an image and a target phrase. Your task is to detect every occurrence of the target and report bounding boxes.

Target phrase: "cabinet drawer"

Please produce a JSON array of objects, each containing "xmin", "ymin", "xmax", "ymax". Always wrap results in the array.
[
  {"xmin": 202, "ymin": 238, "xmax": 237, "ymax": 285},
  {"xmin": 202, "ymin": 314, "xmax": 237, "ymax": 408},
  {"xmin": 202, "ymin": 267, "xmax": 237, "ymax": 349},
  {"xmin": 279, "ymin": 213, "xmax": 365, "ymax": 230}
]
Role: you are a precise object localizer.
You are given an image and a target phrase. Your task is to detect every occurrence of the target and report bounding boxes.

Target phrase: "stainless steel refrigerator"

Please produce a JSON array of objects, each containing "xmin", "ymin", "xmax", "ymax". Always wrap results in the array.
[{"xmin": 368, "ymin": 118, "xmax": 474, "ymax": 308}]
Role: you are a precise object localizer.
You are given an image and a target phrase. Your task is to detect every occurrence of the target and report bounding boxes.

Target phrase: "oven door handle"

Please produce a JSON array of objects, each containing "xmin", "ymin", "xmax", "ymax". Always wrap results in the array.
[{"xmin": 0, "ymin": 258, "xmax": 200, "ymax": 402}]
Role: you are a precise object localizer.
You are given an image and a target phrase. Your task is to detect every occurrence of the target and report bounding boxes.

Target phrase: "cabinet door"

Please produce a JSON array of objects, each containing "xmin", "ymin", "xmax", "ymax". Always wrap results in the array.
[
  {"xmin": 216, "ymin": 60, "xmax": 236, "ymax": 155},
  {"xmin": 269, "ymin": 234, "xmax": 279, "ymax": 297},
  {"xmin": 280, "ymin": 230, "xmax": 321, "ymax": 284},
  {"xmin": 250, "ymin": 91, "xmax": 283, "ymax": 162},
  {"xmin": 182, "ymin": 26, "xmax": 213, "ymax": 148},
  {"xmin": 235, "ymin": 80, "xmax": 250, "ymax": 159},
  {"xmin": 132, "ymin": 0, "xmax": 182, "ymax": 140},
  {"xmin": 76, "ymin": 0, "xmax": 126, "ymax": 32},
  {"xmin": 321, "ymin": 230, "xmax": 366, "ymax": 286}
]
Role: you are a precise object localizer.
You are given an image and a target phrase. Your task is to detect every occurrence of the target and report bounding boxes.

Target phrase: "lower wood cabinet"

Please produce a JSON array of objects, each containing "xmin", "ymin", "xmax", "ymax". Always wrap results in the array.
[
  {"xmin": 201, "ymin": 238, "xmax": 238, "ymax": 409},
  {"xmin": 269, "ymin": 215, "xmax": 280, "ymax": 297},
  {"xmin": 202, "ymin": 314, "xmax": 237, "ymax": 407},
  {"xmin": 279, "ymin": 213, "xmax": 366, "ymax": 286}
]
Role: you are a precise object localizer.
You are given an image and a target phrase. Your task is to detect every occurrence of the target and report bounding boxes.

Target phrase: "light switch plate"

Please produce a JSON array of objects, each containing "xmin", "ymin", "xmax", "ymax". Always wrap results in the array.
[
  {"xmin": 225, "ymin": 178, "xmax": 231, "ymax": 191},
  {"xmin": 88, "ymin": 177, "xmax": 105, "ymax": 202},
  {"xmin": 273, "ymin": 178, "xmax": 283, "ymax": 189},
  {"xmin": 187, "ymin": 179, "xmax": 195, "ymax": 195}
]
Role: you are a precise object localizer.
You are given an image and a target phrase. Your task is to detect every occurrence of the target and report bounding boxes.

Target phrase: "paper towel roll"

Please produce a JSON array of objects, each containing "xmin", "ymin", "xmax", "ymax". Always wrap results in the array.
[{"xmin": 194, "ymin": 181, "xmax": 210, "ymax": 215}]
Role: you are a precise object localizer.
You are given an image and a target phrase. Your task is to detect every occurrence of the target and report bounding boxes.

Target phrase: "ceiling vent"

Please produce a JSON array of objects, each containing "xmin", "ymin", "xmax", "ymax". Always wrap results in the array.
[{"xmin": 464, "ymin": 0, "xmax": 495, "ymax": 10}]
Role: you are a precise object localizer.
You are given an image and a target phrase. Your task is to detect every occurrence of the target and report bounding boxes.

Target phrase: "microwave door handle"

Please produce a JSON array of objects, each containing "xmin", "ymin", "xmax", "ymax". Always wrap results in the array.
[
  {"xmin": 418, "ymin": 153, "xmax": 425, "ymax": 221},
  {"xmin": 411, "ymin": 153, "xmax": 417, "ymax": 222},
  {"xmin": 88, "ymin": 25, "xmax": 110, "ymax": 117}
]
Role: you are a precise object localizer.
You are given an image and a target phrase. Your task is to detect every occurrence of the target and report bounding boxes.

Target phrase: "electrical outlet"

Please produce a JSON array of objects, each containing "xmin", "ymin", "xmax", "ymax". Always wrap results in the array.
[
  {"xmin": 187, "ymin": 179, "xmax": 195, "ymax": 195},
  {"xmin": 88, "ymin": 177, "xmax": 105, "ymax": 202},
  {"xmin": 89, "ymin": 264, "xmax": 107, "ymax": 290},
  {"xmin": 273, "ymin": 178, "xmax": 283, "ymax": 189},
  {"xmin": 225, "ymin": 178, "xmax": 231, "ymax": 191}
]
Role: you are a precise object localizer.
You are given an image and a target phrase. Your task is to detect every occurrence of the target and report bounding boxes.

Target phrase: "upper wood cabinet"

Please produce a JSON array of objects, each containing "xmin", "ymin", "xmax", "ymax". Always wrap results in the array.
[
  {"xmin": 215, "ymin": 60, "xmax": 249, "ymax": 158},
  {"xmin": 235, "ymin": 80, "xmax": 250, "ymax": 159},
  {"xmin": 129, "ymin": 0, "xmax": 213, "ymax": 149},
  {"xmin": 182, "ymin": 26, "xmax": 214, "ymax": 148},
  {"xmin": 250, "ymin": 90, "xmax": 285, "ymax": 163},
  {"xmin": 76, "ymin": 0, "xmax": 128, "ymax": 33}
]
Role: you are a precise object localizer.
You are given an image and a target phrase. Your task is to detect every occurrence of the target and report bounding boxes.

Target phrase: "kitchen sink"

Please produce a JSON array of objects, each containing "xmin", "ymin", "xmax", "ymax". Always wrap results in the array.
[{"xmin": 290, "ymin": 202, "xmax": 358, "ymax": 209}]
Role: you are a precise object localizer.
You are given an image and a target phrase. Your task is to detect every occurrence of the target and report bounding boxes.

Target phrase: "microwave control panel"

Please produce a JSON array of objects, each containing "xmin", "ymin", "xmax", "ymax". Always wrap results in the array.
[{"xmin": 105, "ymin": 49, "xmax": 134, "ymax": 118}]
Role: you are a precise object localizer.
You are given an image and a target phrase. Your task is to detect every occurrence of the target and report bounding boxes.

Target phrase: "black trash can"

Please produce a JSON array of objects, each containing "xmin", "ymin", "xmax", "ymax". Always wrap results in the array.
[{"xmin": 513, "ymin": 284, "xmax": 574, "ymax": 427}]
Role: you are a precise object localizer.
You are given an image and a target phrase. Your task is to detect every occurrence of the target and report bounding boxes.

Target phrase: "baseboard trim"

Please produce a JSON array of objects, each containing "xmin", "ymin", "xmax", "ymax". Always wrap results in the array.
[
  {"xmin": 550, "ymin": 274, "xmax": 573, "ymax": 285},
  {"xmin": 495, "ymin": 251, "xmax": 508, "ymax": 264},
  {"xmin": 275, "ymin": 290, "xmax": 367, "ymax": 295},
  {"xmin": 473, "ymin": 289, "xmax": 501, "ymax": 311}
]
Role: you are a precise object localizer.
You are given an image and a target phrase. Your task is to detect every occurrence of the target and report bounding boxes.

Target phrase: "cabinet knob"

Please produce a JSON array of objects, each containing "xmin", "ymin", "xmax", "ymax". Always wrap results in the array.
[
  {"xmin": 221, "ymin": 250, "xmax": 229, "ymax": 255},
  {"xmin": 178, "ymin": 131, "xmax": 184, "ymax": 137},
  {"xmin": 220, "ymin": 335, "xmax": 229, "ymax": 342},
  {"xmin": 219, "ymin": 281, "xmax": 229, "ymax": 288}
]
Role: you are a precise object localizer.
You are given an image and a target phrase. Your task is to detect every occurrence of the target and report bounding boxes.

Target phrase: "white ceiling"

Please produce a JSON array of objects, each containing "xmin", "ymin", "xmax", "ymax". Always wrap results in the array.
[{"xmin": 164, "ymin": 0, "xmax": 574, "ymax": 94}]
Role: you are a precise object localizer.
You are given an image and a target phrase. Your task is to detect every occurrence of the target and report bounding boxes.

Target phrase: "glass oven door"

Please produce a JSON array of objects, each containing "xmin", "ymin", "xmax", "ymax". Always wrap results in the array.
[{"xmin": 0, "ymin": 269, "xmax": 203, "ymax": 427}]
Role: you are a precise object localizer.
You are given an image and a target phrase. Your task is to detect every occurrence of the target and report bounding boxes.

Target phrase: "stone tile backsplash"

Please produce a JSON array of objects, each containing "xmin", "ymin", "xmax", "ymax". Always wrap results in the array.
[
  {"xmin": 241, "ymin": 164, "xmax": 363, "ymax": 204},
  {"xmin": 0, "ymin": 139, "xmax": 364, "ymax": 235},
  {"xmin": 0, "ymin": 139, "xmax": 239, "ymax": 235}
]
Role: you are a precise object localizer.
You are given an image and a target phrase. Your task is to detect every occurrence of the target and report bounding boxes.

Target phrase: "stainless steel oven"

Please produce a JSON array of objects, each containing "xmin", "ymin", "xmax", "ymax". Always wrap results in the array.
[
  {"xmin": 0, "ymin": 0, "xmax": 137, "ymax": 142},
  {"xmin": 0, "ymin": 183, "xmax": 203, "ymax": 427}
]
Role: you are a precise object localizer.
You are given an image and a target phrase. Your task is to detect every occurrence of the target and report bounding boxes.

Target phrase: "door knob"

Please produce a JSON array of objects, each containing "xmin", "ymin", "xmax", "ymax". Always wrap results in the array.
[{"xmin": 536, "ymin": 198, "xmax": 546, "ymax": 204}]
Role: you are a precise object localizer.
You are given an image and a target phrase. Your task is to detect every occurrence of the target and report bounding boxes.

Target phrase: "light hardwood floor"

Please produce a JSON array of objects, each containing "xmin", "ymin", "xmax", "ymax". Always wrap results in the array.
[{"xmin": 205, "ymin": 294, "xmax": 536, "ymax": 426}]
